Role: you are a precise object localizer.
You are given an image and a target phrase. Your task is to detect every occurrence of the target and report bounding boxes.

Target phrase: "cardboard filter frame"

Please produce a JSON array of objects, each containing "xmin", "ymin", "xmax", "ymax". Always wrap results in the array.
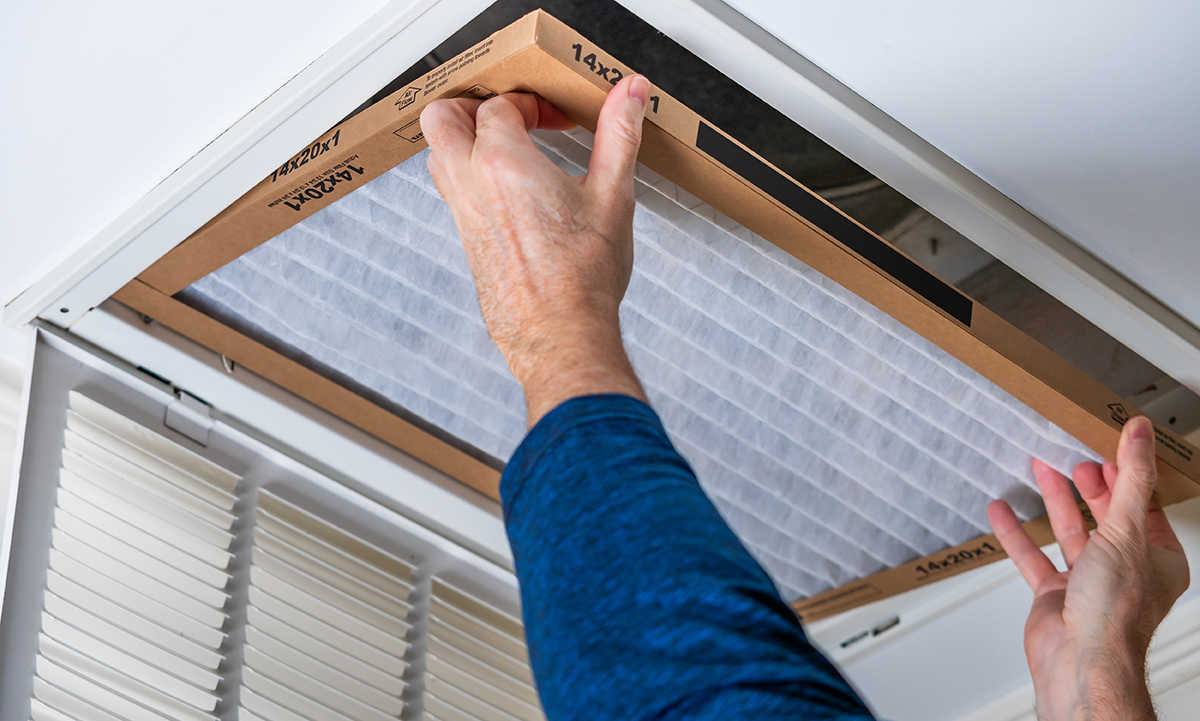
[{"xmin": 113, "ymin": 10, "xmax": 1200, "ymax": 621}]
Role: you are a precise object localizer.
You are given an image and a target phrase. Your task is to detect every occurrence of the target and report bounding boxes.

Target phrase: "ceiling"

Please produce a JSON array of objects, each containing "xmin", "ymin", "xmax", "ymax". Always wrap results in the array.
[
  {"xmin": 3, "ymin": 1, "xmax": 1198, "ymax": 338},
  {"xmin": 0, "ymin": 0, "xmax": 391, "ymax": 311},
  {"xmin": 723, "ymin": 0, "xmax": 1200, "ymax": 330}
]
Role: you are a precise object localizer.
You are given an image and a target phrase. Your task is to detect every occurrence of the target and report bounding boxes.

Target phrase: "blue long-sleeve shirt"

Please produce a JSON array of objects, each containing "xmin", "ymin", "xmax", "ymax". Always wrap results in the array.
[{"xmin": 501, "ymin": 394, "xmax": 875, "ymax": 720}]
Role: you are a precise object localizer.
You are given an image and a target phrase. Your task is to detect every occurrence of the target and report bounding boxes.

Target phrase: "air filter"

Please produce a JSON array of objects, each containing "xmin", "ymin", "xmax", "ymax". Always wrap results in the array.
[
  {"xmin": 115, "ymin": 10, "xmax": 1200, "ymax": 618},
  {"xmin": 177, "ymin": 131, "xmax": 1098, "ymax": 603}
]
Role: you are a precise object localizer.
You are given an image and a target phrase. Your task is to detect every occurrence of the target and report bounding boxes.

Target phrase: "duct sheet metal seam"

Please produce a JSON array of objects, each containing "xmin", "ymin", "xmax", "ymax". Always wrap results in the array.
[{"xmin": 179, "ymin": 130, "xmax": 1099, "ymax": 601}]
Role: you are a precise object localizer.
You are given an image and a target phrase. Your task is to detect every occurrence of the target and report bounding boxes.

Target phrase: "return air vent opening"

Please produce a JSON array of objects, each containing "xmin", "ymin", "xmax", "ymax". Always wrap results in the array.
[
  {"xmin": 111, "ymin": 3, "xmax": 1200, "ymax": 624},
  {"xmin": 347, "ymin": 0, "xmax": 1195, "ymax": 420},
  {"xmin": 174, "ymin": 128, "xmax": 1102, "ymax": 604}
]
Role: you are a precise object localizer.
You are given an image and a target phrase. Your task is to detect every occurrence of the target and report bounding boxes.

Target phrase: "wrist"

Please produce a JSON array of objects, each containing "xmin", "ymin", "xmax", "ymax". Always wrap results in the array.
[
  {"xmin": 1084, "ymin": 644, "xmax": 1152, "ymax": 719},
  {"xmin": 1032, "ymin": 644, "xmax": 1154, "ymax": 721},
  {"xmin": 507, "ymin": 324, "xmax": 646, "ymax": 427}
]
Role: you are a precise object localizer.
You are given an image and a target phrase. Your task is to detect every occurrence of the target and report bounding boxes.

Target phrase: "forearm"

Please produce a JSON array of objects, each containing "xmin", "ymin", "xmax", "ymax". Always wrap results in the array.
[{"xmin": 501, "ymin": 394, "xmax": 873, "ymax": 721}]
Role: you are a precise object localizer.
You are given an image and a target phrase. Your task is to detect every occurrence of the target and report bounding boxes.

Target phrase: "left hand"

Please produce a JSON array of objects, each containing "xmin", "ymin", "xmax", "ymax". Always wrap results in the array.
[{"xmin": 988, "ymin": 416, "xmax": 1190, "ymax": 720}]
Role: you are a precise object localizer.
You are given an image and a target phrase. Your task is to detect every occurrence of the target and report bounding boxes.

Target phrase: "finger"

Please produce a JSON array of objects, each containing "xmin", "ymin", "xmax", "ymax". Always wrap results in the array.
[
  {"xmin": 421, "ymin": 98, "xmax": 484, "ymax": 179},
  {"xmin": 586, "ymin": 74, "xmax": 650, "ymax": 203},
  {"xmin": 1105, "ymin": 416, "xmax": 1158, "ymax": 538},
  {"xmin": 988, "ymin": 499, "xmax": 1059, "ymax": 590},
  {"xmin": 1073, "ymin": 461, "xmax": 1112, "ymax": 523},
  {"xmin": 532, "ymin": 95, "xmax": 577, "ymax": 131},
  {"xmin": 1032, "ymin": 459, "xmax": 1089, "ymax": 568},
  {"xmin": 473, "ymin": 94, "xmax": 549, "ymax": 151},
  {"xmin": 1102, "ymin": 459, "xmax": 1118, "ymax": 491}
]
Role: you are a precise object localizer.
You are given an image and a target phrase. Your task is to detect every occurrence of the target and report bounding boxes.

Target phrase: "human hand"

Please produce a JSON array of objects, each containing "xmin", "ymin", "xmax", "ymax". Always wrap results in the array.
[
  {"xmin": 420, "ymin": 75, "xmax": 652, "ymax": 426},
  {"xmin": 988, "ymin": 416, "xmax": 1190, "ymax": 721}
]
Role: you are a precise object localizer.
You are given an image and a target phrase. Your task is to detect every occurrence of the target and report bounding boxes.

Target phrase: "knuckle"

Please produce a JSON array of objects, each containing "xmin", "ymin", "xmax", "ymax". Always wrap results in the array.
[
  {"xmin": 419, "ymin": 99, "xmax": 442, "ymax": 120},
  {"xmin": 420, "ymin": 100, "xmax": 449, "ymax": 128},
  {"xmin": 477, "ymin": 149, "xmax": 514, "ymax": 176},
  {"xmin": 1115, "ymin": 534, "xmax": 1150, "ymax": 564},
  {"xmin": 610, "ymin": 116, "xmax": 642, "ymax": 148},
  {"xmin": 476, "ymin": 95, "xmax": 513, "ymax": 123}
]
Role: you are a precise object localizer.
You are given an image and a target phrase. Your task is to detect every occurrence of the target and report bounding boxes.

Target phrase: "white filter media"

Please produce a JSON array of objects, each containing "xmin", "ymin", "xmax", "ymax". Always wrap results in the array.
[{"xmin": 182, "ymin": 129, "xmax": 1100, "ymax": 601}]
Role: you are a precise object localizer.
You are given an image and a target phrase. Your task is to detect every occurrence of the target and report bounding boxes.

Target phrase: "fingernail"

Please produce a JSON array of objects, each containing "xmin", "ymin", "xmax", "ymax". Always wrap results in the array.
[
  {"xmin": 628, "ymin": 75, "xmax": 650, "ymax": 110},
  {"xmin": 1130, "ymin": 416, "xmax": 1153, "ymax": 444}
]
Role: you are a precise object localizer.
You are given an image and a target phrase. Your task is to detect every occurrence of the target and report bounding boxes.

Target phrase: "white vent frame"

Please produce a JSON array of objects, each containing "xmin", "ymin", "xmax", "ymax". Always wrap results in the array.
[{"xmin": 0, "ymin": 323, "xmax": 544, "ymax": 721}]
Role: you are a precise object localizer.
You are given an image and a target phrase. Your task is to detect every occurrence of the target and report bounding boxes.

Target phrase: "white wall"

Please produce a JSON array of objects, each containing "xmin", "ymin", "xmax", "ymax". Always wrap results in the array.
[{"xmin": 724, "ymin": 0, "xmax": 1200, "ymax": 330}]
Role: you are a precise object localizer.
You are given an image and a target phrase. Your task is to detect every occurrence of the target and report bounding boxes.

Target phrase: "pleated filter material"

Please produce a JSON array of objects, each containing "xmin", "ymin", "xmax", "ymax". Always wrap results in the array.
[{"xmin": 179, "ymin": 129, "xmax": 1100, "ymax": 601}]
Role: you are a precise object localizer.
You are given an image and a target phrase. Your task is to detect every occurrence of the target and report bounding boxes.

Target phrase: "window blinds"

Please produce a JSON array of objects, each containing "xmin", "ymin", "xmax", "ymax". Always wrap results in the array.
[{"xmin": 178, "ymin": 129, "xmax": 1099, "ymax": 602}]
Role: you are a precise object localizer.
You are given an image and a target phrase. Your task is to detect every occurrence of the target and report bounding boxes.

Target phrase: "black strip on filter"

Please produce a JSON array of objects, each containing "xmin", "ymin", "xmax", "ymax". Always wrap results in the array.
[{"xmin": 696, "ymin": 123, "xmax": 974, "ymax": 327}]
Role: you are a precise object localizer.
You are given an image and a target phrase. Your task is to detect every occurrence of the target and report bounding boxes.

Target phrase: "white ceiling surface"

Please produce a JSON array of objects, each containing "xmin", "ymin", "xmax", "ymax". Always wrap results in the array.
[
  {"xmin": 0, "ymin": 0, "xmax": 392, "ymax": 309},
  {"xmin": 724, "ymin": 0, "xmax": 1200, "ymax": 331},
  {"xmin": 0, "ymin": 327, "xmax": 29, "ymax": 372},
  {"xmin": 4, "ymin": 1, "xmax": 1198, "ymax": 333}
]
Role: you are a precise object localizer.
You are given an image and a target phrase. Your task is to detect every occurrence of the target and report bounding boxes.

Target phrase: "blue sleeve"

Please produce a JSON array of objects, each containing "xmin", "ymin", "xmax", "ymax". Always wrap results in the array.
[{"xmin": 501, "ymin": 394, "xmax": 875, "ymax": 721}]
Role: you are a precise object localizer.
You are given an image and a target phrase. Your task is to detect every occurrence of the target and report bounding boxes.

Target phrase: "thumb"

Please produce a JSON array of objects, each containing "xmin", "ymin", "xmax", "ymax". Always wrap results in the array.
[
  {"xmin": 1105, "ymin": 416, "xmax": 1158, "ymax": 539},
  {"xmin": 587, "ymin": 75, "xmax": 650, "ymax": 202}
]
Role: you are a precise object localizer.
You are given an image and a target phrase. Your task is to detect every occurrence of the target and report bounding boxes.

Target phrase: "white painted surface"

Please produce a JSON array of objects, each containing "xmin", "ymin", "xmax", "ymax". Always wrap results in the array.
[
  {"xmin": 3, "ymin": 0, "xmax": 485, "ymax": 329},
  {"xmin": 1, "ymin": 1, "xmax": 1197, "ymax": 712},
  {"xmin": 723, "ymin": 0, "xmax": 1200, "ymax": 330},
  {"xmin": 69, "ymin": 303, "xmax": 513, "ymax": 569},
  {"xmin": 0, "ymin": 0, "xmax": 392, "ymax": 308},
  {"xmin": 0, "ymin": 327, "xmax": 29, "ymax": 372},
  {"xmin": 0, "ymin": 328, "xmax": 28, "ymax": 558}
]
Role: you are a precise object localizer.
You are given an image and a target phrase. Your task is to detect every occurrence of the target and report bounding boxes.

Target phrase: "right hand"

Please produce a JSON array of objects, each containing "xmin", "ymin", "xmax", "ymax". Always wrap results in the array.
[
  {"xmin": 988, "ymin": 416, "xmax": 1190, "ymax": 721},
  {"xmin": 420, "ymin": 76, "xmax": 652, "ymax": 426}
]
